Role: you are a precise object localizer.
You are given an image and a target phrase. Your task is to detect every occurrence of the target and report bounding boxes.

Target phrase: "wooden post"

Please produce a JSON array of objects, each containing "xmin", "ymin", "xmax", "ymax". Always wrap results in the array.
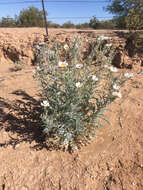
[{"xmin": 41, "ymin": 0, "xmax": 48, "ymax": 41}]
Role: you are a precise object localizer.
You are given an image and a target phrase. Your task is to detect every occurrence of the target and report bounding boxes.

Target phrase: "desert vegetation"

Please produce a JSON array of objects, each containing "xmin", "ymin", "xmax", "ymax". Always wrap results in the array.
[{"xmin": 33, "ymin": 36, "xmax": 132, "ymax": 151}]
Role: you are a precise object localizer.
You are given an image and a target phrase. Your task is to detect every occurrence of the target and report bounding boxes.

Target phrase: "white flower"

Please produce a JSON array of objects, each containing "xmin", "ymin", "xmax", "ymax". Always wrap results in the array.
[
  {"xmin": 64, "ymin": 44, "xmax": 69, "ymax": 50},
  {"xmin": 112, "ymin": 92, "xmax": 122, "ymax": 98},
  {"xmin": 36, "ymin": 45, "xmax": 40, "ymax": 49},
  {"xmin": 109, "ymin": 66, "xmax": 118, "ymax": 72},
  {"xmin": 124, "ymin": 72, "xmax": 134, "ymax": 78},
  {"xmin": 104, "ymin": 64, "xmax": 109, "ymax": 68},
  {"xmin": 98, "ymin": 35, "xmax": 110, "ymax": 41},
  {"xmin": 92, "ymin": 75, "xmax": 98, "ymax": 81},
  {"xmin": 32, "ymin": 70, "xmax": 36, "ymax": 74},
  {"xmin": 58, "ymin": 61, "xmax": 68, "ymax": 67},
  {"xmin": 37, "ymin": 66, "xmax": 41, "ymax": 71},
  {"xmin": 76, "ymin": 64, "xmax": 83, "ymax": 69},
  {"xmin": 75, "ymin": 44, "xmax": 79, "ymax": 49},
  {"xmin": 57, "ymin": 92, "xmax": 61, "ymax": 95},
  {"xmin": 106, "ymin": 43, "xmax": 112, "ymax": 47},
  {"xmin": 76, "ymin": 82, "xmax": 82, "ymax": 88},
  {"xmin": 41, "ymin": 100, "xmax": 50, "ymax": 107},
  {"xmin": 113, "ymin": 84, "xmax": 120, "ymax": 90}
]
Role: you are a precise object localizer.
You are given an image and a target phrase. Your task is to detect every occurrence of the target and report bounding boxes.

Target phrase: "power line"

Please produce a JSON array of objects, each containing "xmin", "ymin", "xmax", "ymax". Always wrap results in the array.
[
  {"xmin": 28, "ymin": 0, "xmax": 109, "ymax": 2},
  {"xmin": 0, "ymin": 0, "xmax": 112, "ymax": 23},
  {"xmin": 3, "ymin": 16, "xmax": 113, "ymax": 20},
  {"xmin": 0, "ymin": 1, "xmax": 109, "ymax": 5},
  {"xmin": 47, "ymin": 16, "xmax": 113, "ymax": 19}
]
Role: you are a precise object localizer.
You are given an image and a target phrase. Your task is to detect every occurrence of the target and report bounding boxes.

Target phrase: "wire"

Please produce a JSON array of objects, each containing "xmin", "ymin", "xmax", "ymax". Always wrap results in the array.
[
  {"xmin": 0, "ymin": 1, "xmax": 112, "ymax": 22},
  {"xmin": 26, "ymin": 0, "xmax": 109, "ymax": 1},
  {"xmin": 47, "ymin": 16, "xmax": 113, "ymax": 19},
  {"xmin": 3, "ymin": 16, "xmax": 113, "ymax": 20},
  {"xmin": 0, "ymin": 1, "xmax": 109, "ymax": 5}
]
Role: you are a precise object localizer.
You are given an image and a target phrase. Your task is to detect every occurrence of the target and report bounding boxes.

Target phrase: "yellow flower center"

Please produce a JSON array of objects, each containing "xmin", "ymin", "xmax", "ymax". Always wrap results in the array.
[
  {"xmin": 92, "ymin": 61, "xmax": 96, "ymax": 65},
  {"xmin": 61, "ymin": 63, "xmax": 65, "ymax": 67}
]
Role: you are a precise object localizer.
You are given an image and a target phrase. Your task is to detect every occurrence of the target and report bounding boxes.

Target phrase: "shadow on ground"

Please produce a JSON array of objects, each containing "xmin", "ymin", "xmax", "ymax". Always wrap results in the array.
[{"xmin": 0, "ymin": 90, "xmax": 48, "ymax": 150}]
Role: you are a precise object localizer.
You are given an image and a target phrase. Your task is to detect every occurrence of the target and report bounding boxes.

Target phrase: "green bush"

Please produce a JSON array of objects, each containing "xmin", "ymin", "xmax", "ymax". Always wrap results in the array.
[
  {"xmin": 62, "ymin": 21, "xmax": 75, "ymax": 28},
  {"xmin": 34, "ymin": 37, "xmax": 129, "ymax": 151},
  {"xmin": 76, "ymin": 22, "xmax": 90, "ymax": 29},
  {"xmin": 18, "ymin": 6, "xmax": 46, "ymax": 27},
  {"xmin": 0, "ymin": 16, "xmax": 17, "ymax": 27}
]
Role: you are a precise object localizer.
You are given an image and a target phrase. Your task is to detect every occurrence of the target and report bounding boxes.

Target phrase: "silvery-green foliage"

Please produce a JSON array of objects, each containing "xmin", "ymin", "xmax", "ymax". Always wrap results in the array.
[{"xmin": 34, "ymin": 36, "xmax": 126, "ymax": 151}]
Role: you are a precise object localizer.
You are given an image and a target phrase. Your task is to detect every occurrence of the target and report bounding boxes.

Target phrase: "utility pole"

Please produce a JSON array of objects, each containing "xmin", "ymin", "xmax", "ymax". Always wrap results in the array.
[{"xmin": 41, "ymin": 0, "xmax": 48, "ymax": 42}]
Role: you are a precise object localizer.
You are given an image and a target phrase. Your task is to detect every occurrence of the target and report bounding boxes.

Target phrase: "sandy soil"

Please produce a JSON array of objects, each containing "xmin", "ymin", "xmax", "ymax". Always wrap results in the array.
[{"xmin": 0, "ymin": 28, "xmax": 143, "ymax": 190}]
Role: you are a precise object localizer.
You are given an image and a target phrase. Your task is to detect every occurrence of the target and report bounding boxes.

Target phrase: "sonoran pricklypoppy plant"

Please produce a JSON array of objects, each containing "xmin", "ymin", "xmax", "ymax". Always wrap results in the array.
[{"xmin": 34, "ymin": 36, "xmax": 132, "ymax": 151}]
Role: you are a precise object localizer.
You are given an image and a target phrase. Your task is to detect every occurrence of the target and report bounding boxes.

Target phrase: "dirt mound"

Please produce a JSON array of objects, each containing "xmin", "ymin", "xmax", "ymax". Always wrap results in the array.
[
  {"xmin": 0, "ymin": 28, "xmax": 45, "ymax": 64},
  {"xmin": 0, "ymin": 28, "xmax": 82, "ymax": 65},
  {"xmin": 0, "ymin": 28, "xmax": 143, "ymax": 71}
]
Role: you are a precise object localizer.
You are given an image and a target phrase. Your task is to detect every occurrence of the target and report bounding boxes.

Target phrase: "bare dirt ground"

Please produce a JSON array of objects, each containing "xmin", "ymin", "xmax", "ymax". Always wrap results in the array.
[{"xmin": 0, "ymin": 28, "xmax": 143, "ymax": 190}]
